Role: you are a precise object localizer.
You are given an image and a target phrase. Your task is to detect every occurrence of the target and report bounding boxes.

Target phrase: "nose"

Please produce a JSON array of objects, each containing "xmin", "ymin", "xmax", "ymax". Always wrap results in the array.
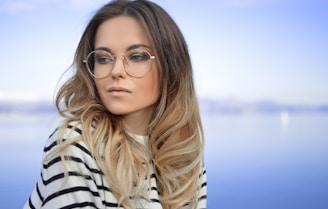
[{"xmin": 110, "ymin": 56, "xmax": 127, "ymax": 78}]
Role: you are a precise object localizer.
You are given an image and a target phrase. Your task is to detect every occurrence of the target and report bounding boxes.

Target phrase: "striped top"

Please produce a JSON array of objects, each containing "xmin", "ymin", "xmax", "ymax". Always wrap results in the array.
[{"xmin": 24, "ymin": 124, "xmax": 207, "ymax": 209}]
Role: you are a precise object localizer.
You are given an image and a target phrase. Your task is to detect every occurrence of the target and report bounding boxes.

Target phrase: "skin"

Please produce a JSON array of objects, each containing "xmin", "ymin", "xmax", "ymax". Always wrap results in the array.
[{"xmin": 94, "ymin": 16, "xmax": 160, "ymax": 136}]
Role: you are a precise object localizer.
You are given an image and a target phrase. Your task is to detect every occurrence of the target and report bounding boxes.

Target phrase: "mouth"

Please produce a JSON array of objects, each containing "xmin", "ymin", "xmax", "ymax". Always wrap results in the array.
[{"xmin": 108, "ymin": 87, "xmax": 132, "ymax": 93}]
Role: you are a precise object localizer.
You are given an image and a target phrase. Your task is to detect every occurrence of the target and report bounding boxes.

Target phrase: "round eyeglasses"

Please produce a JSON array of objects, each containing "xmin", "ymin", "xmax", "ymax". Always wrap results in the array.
[{"xmin": 83, "ymin": 49, "xmax": 155, "ymax": 78}]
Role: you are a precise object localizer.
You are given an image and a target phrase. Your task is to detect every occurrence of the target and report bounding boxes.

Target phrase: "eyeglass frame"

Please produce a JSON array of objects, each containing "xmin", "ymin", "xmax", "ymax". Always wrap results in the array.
[{"xmin": 83, "ymin": 48, "xmax": 156, "ymax": 78}]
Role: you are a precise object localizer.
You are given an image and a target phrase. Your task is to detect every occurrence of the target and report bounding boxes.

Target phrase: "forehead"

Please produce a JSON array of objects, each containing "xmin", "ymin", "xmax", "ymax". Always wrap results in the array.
[{"xmin": 94, "ymin": 16, "xmax": 151, "ymax": 51}]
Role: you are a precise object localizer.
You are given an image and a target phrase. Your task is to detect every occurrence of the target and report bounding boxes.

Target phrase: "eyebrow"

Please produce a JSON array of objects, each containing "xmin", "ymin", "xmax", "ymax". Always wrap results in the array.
[
  {"xmin": 94, "ymin": 44, "xmax": 152, "ymax": 53},
  {"xmin": 127, "ymin": 44, "xmax": 151, "ymax": 51}
]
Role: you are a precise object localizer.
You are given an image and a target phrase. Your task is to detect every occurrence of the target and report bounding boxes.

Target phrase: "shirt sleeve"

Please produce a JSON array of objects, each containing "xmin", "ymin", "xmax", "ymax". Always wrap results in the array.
[
  {"xmin": 197, "ymin": 166, "xmax": 207, "ymax": 209},
  {"xmin": 24, "ymin": 125, "xmax": 118, "ymax": 209}
]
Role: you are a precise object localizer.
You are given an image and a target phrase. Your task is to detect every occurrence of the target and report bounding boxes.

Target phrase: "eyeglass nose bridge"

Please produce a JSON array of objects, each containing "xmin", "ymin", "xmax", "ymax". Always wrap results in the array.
[
  {"xmin": 106, "ymin": 55, "xmax": 127, "ymax": 77},
  {"xmin": 111, "ymin": 54, "xmax": 129, "ymax": 70}
]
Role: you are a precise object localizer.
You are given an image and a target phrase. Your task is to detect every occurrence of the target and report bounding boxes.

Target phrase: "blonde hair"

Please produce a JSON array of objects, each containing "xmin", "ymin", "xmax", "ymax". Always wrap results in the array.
[{"xmin": 54, "ymin": 0, "xmax": 204, "ymax": 208}]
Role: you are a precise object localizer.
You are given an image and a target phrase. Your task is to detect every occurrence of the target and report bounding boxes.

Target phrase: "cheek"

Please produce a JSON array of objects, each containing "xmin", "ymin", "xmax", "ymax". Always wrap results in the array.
[
  {"xmin": 149, "ymin": 82, "xmax": 160, "ymax": 102},
  {"xmin": 137, "ymin": 79, "xmax": 158, "ymax": 103},
  {"xmin": 147, "ymin": 68, "xmax": 160, "ymax": 101},
  {"xmin": 94, "ymin": 80, "xmax": 106, "ymax": 98}
]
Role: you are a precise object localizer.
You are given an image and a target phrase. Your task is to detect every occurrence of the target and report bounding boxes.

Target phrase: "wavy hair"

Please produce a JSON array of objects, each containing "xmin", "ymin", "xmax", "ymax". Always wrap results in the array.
[{"xmin": 54, "ymin": 0, "xmax": 204, "ymax": 208}]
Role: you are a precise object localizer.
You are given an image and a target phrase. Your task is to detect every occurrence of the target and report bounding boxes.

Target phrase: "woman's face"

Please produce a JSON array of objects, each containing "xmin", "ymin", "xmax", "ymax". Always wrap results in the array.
[{"xmin": 93, "ymin": 16, "xmax": 160, "ymax": 133}]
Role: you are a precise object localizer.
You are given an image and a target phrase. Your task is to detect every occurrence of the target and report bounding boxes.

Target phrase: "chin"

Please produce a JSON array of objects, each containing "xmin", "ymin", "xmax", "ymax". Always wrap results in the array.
[{"xmin": 107, "ymin": 109, "xmax": 127, "ymax": 116}]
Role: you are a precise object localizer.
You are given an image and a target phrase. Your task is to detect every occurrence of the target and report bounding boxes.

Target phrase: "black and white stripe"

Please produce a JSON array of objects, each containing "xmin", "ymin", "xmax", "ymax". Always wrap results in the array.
[{"xmin": 24, "ymin": 124, "xmax": 207, "ymax": 209}]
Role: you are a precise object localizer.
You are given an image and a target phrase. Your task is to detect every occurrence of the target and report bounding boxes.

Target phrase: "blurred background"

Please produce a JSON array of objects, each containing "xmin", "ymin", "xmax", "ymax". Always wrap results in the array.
[{"xmin": 0, "ymin": 0, "xmax": 327, "ymax": 208}]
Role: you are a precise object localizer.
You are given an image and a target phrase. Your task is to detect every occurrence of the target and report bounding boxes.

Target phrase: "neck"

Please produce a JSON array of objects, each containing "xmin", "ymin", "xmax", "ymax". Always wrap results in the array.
[{"xmin": 122, "ymin": 110, "xmax": 153, "ymax": 136}]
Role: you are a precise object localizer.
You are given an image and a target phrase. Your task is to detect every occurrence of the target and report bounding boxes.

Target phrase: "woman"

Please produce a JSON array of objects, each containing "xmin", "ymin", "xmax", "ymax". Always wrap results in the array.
[{"xmin": 25, "ymin": 0, "xmax": 207, "ymax": 208}]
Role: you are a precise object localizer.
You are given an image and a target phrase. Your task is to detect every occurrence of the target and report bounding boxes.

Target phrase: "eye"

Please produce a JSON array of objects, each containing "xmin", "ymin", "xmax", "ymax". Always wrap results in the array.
[
  {"xmin": 128, "ymin": 51, "xmax": 151, "ymax": 62},
  {"xmin": 94, "ymin": 52, "xmax": 113, "ymax": 64}
]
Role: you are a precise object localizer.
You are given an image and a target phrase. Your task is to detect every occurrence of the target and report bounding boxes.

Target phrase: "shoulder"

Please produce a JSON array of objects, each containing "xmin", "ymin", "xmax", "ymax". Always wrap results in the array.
[
  {"xmin": 30, "ymin": 122, "xmax": 110, "ymax": 209},
  {"xmin": 44, "ymin": 121, "xmax": 91, "ymax": 157},
  {"xmin": 45, "ymin": 121, "xmax": 82, "ymax": 149},
  {"xmin": 42, "ymin": 121, "xmax": 98, "ymax": 174},
  {"xmin": 42, "ymin": 120, "xmax": 103, "ymax": 183}
]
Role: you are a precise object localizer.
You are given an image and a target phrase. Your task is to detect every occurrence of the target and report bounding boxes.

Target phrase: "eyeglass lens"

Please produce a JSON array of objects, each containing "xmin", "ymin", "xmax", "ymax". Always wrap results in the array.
[{"xmin": 85, "ymin": 49, "xmax": 154, "ymax": 78}]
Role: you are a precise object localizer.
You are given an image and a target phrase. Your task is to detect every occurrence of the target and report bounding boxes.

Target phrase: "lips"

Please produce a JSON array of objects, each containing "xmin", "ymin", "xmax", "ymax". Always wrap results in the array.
[{"xmin": 108, "ymin": 87, "xmax": 132, "ymax": 93}]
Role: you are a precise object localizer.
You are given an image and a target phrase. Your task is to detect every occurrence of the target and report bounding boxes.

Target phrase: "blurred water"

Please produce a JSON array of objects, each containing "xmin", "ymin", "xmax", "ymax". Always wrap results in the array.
[
  {"xmin": 203, "ymin": 113, "xmax": 328, "ymax": 209},
  {"xmin": 0, "ymin": 112, "xmax": 328, "ymax": 209}
]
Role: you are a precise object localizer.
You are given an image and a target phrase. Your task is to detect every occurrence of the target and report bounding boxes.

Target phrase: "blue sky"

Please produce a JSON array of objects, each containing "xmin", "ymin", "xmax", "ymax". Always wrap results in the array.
[{"xmin": 0, "ymin": 0, "xmax": 327, "ymax": 105}]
